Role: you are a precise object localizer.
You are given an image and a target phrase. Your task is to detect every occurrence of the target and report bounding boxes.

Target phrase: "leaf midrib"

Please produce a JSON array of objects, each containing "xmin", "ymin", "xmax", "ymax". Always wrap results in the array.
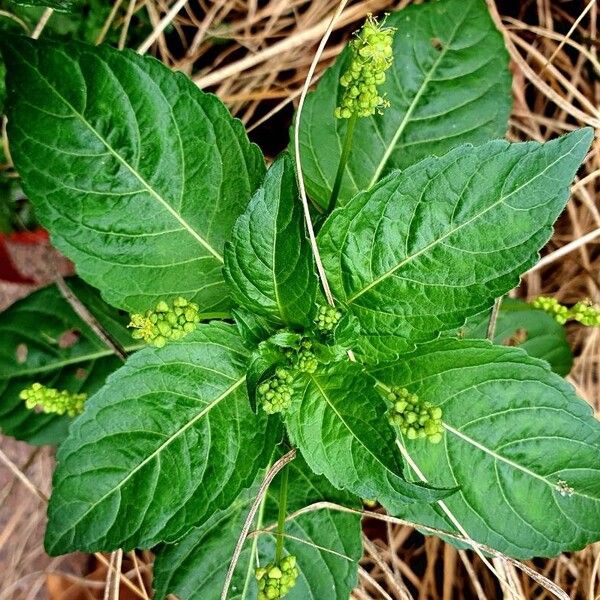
[
  {"xmin": 444, "ymin": 423, "xmax": 599, "ymax": 502},
  {"xmin": 54, "ymin": 375, "xmax": 246, "ymax": 543},
  {"xmin": 367, "ymin": 3, "xmax": 468, "ymax": 187},
  {"xmin": 3, "ymin": 344, "xmax": 144, "ymax": 378},
  {"xmin": 309, "ymin": 374, "xmax": 398, "ymax": 485},
  {"xmin": 15, "ymin": 46, "xmax": 224, "ymax": 263},
  {"xmin": 347, "ymin": 139, "xmax": 585, "ymax": 304}
]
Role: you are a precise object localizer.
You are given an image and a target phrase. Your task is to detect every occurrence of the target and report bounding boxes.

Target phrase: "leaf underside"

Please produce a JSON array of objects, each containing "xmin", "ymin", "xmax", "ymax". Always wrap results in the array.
[
  {"xmin": 1, "ymin": 35, "xmax": 265, "ymax": 312},
  {"xmin": 372, "ymin": 339, "xmax": 600, "ymax": 559},
  {"xmin": 45, "ymin": 323, "xmax": 278, "ymax": 555},
  {"xmin": 319, "ymin": 129, "xmax": 593, "ymax": 361},
  {"xmin": 298, "ymin": 0, "xmax": 512, "ymax": 207},
  {"xmin": 460, "ymin": 298, "xmax": 573, "ymax": 376}
]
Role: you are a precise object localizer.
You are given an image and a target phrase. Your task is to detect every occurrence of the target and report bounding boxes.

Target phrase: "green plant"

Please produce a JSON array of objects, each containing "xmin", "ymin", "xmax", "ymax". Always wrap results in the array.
[{"xmin": 1, "ymin": 0, "xmax": 599, "ymax": 598}]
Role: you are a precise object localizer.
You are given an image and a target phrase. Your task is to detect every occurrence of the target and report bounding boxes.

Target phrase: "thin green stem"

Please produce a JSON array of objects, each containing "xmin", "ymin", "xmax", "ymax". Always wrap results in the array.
[
  {"xmin": 275, "ymin": 464, "xmax": 290, "ymax": 563},
  {"xmin": 328, "ymin": 112, "xmax": 358, "ymax": 212}
]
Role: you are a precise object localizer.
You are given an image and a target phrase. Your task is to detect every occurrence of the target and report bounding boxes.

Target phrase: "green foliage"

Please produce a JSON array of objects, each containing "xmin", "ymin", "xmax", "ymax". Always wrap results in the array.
[
  {"xmin": 45, "ymin": 323, "xmax": 278, "ymax": 554},
  {"xmin": 0, "ymin": 279, "xmax": 136, "ymax": 445},
  {"xmin": 318, "ymin": 130, "xmax": 593, "ymax": 361},
  {"xmin": 0, "ymin": 35, "xmax": 265, "ymax": 313},
  {"xmin": 153, "ymin": 456, "xmax": 363, "ymax": 600},
  {"xmin": 371, "ymin": 339, "xmax": 600, "ymax": 558},
  {"xmin": 1, "ymin": 0, "xmax": 599, "ymax": 596},
  {"xmin": 298, "ymin": 0, "xmax": 512, "ymax": 208},
  {"xmin": 285, "ymin": 360, "xmax": 453, "ymax": 512},
  {"xmin": 460, "ymin": 298, "xmax": 573, "ymax": 376},
  {"xmin": 224, "ymin": 154, "xmax": 317, "ymax": 328}
]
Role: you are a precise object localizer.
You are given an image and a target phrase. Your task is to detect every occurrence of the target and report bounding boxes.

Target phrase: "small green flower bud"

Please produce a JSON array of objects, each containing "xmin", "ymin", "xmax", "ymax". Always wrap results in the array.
[
  {"xmin": 256, "ymin": 556, "xmax": 300, "ymax": 600},
  {"xmin": 258, "ymin": 368, "xmax": 295, "ymax": 414},
  {"xmin": 570, "ymin": 299, "xmax": 600, "ymax": 327},
  {"xmin": 20, "ymin": 383, "xmax": 86, "ymax": 417},
  {"xmin": 531, "ymin": 296, "xmax": 570, "ymax": 324},
  {"xmin": 128, "ymin": 297, "xmax": 201, "ymax": 347},
  {"xmin": 315, "ymin": 304, "xmax": 343, "ymax": 334},
  {"xmin": 385, "ymin": 386, "xmax": 444, "ymax": 444}
]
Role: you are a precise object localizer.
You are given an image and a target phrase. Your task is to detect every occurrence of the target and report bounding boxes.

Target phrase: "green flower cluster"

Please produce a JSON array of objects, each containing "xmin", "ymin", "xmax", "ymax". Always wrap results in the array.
[
  {"xmin": 569, "ymin": 300, "xmax": 600, "ymax": 326},
  {"xmin": 335, "ymin": 14, "xmax": 396, "ymax": 119},
  {"xmin": 258, "ymin": 339, "xmax": 324, "ymax": 414},
  {"xmin": 257, "ymin": 367, "xmax": 294, "ymax": 414},
  {"xmin": 531, "ymin": 296, "xmax": 600, "ymax": 326},
  {"xmin": 20, "ymin": 383, "xmax": 86, "ymax": 417},
  {"xmin": 255, "ymin": 555, "xmax": 299, "ymax": 600},
  {"xmin": 128, "ymin": 297, "xmax": 201, "ymax": 347},
  {"xmin": 294, "ymin": 339, "xmax": 318, "ymax": 373},
  {"xmin": 386, "ymin": 386, "xmax": 443, "ymax": 444},
  {"xmin": 315, "ymin": 304, "xmax": 342, "ymax": 333},
  {"xmin": 531, "ymin": 296, "xmax": 570, "ymax": 324}
]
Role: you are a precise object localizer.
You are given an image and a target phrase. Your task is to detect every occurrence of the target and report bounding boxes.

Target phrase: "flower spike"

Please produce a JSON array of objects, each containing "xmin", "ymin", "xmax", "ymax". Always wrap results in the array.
[
  {"xmin": 20, "ymin": 383, "xmax": 86, "ymax": 417},
  {"xmin": 335, "ymin": 14, "xmax": 396, "ymax": 119}
]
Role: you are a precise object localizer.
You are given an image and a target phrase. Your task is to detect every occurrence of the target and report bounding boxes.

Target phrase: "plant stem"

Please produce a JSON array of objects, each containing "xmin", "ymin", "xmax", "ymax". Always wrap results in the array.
[
  {"xmin": 275, "ymin": 464, "xmax": 290, "ymax": 562},
  {"xmin": 328, "ymin": 112, "xmax": 358, "ymax": 212}
]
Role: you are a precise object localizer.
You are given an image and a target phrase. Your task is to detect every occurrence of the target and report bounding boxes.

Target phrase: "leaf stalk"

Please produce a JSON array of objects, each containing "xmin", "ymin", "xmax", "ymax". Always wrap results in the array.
[{"xmin": 328, "ymin": 112, "xmax": 358, "ymax": 212}]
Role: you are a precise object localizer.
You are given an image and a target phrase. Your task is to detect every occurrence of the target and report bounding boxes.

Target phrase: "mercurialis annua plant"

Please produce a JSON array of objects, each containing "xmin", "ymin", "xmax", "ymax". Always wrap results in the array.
[{"xmin": 1, "ymin": 0, "xmax": 599, "ymax": 598}]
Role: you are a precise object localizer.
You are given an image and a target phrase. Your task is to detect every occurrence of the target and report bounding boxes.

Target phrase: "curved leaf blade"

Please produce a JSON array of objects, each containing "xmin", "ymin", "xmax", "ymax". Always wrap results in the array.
[
  {"xmin": 319, "ymin": 130, "xmax": 593, "ymax": 361},
  {"xmin": 0, "ymin": 279, "xmax": 137, "ymax": 445},
  {"xmin": 460, "ymin": 298, "xmax": 573, "ymax": 376},
  {"xmin": 224, "ymin": 153, "xmax": 317, "ymax": 327},
  {"xmin": 45, "ymin": 323, "xmax": 278, "ymax": 555},
  {"xmin": 372, "ymin": 339, "xmax": 600, "ymax": 558},
  {"xmin": 284, "ymin": 361, "xmax": 452, "ymax": 512},
  {"xmin": 298, "ymin": 0, "xmax": 512, "ymax": 207},
  {"xmin": 153, "ymin": 455, "xmax": 362, "ymax": 600},
  {"xmin": 1, "ymin": 36, "xmax": 265, "ymax": 312}
]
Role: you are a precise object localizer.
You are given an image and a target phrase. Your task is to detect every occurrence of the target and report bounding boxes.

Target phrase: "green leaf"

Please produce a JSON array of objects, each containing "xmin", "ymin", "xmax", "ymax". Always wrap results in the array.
[
  {"xmin": 318, "ymin": 130, "xmax": 593, "ymax": 361},
  {"xmin": 460, "ymin": 298, "xmax": 573, "ymax": 376},
  {"xmin": 233, "ymin": 309, "xmax": 277, "ymax": 349},
  {"xmin": 372, "ymin": 338, "xmax": 600, "ymax": 559},
  {"xmin": 45, "ymin": 322, "xmax": 279, "ymax": 555},
  {"xmin": 297, "ymin": 0, "xmax": 512, "ymax": 207},
  {"xmin": 224, "ymin": 154, "xmax": 317, "ymax": 327},
  {"xmin": 0, "ymin": 279, "xmax": 138, "ymax": 445},
  {"xmin": 1, "ymin": 36, "xmax": 265, "ymax": 313},
  {"xmin": 284, "ymin": 360, "xmax": 452, "ymax": 512},
  {"xmin": 153, "ymin": 455, "xmax": 362, "ymax": 600},
  {"xmin": 7, "ymin": 1, "xmax": 76, "ymax": 11}
]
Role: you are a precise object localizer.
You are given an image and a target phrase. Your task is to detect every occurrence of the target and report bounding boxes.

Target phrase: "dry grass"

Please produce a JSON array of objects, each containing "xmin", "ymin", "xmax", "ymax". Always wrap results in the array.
[{"xmin": 1, "ymin": 0, "xmax": 599, "ymax": 598}]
